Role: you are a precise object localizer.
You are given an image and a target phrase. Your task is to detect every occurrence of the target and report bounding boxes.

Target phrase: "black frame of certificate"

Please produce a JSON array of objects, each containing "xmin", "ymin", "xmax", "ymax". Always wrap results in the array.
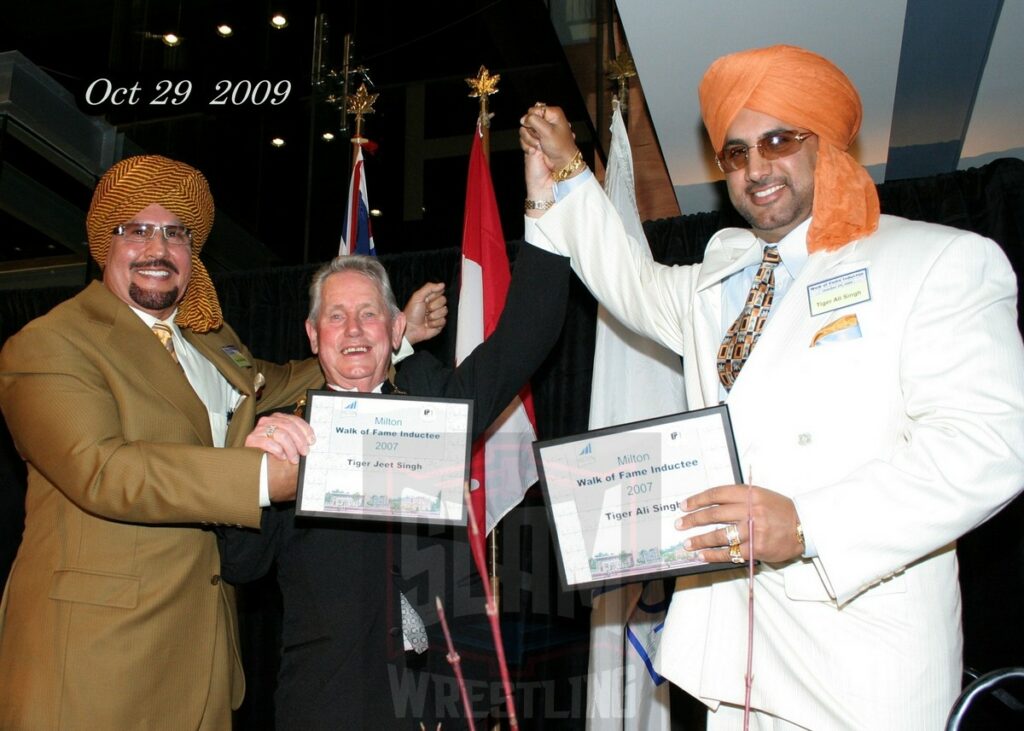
[
  {"xmin": 295, "ymin": 389, "xmax": 473, "ymax": 526},
  {"xmin": 533, "ymin": 404, "xmax": 746, "ymax": 592}
]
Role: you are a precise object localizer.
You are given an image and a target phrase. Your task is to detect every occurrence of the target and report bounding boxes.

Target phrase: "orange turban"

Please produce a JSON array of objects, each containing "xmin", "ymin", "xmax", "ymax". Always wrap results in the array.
[
  {"xmin": 87, "ymin": 155, "xmax": 222, "ymax": 333},
  {"xmin": 699, "ymin": 45, "xmax": 879, "ymax": 252}
]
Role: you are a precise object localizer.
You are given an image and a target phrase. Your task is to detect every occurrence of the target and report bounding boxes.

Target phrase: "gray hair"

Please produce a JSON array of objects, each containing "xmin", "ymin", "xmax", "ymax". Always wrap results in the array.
[{"xmin": 307, "ymin": 255, "xmax": 401, "ymax": 322}]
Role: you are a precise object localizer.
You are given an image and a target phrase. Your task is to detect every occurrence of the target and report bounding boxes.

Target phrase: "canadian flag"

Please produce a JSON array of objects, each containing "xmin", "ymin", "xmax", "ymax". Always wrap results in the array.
[
  {"xmin": 456, "ymin": 125, "xmax": 538, "ymax": 550},
  {"xmin": 339, "ymin": 145, "xmax": 375, "ymax": 256}
]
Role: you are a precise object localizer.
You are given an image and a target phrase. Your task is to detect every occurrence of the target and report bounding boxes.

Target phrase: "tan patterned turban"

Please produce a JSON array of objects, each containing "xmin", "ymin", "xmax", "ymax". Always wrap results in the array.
[
  {"xmin": 87, "ymin": 155, "xmax": 222, "ymax": 332},
  {"xmin": 699, "ymin": 45, "xmax": 880, "ymax": 252}
]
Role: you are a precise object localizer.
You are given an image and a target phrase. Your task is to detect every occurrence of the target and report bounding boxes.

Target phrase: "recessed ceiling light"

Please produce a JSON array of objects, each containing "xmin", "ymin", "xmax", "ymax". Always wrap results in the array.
[
  {"xmin": 270, "ymin": 14, "xmax": 288, "ymax": 29},
  {"xmin": 270, "ymin": 137, "xmax": 286, "ymax": 147},
  {"xmin": 162, "ymin": 33, "xmax": 182, "ymax": 47},
  {"xmin": 216, "ymin": 24, "xmax": 233, "ymax": 38},
  {"xmin": 370, "ymin": 209, "xmax": 382, "ymax": 218},
  {"xmin": 321, "ymin": 132, "xmax": 335, "ymax": 141}
]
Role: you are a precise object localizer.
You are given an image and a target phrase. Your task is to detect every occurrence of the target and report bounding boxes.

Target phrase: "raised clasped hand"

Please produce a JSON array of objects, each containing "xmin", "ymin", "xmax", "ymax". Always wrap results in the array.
[{"xmin": 518, "ymin": 103, "xmax": 579, "ymax": 173}]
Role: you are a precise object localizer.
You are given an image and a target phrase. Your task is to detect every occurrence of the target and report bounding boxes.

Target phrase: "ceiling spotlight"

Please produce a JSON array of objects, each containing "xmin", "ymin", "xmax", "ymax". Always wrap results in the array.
[
  {"xmin": 162, "ymin": 33, "xmax": 182, "ymax": 47},
  {"xmin": 270, "ymin": 137, "xmax": 286, "ymax": 148},
  {"xmin": 216, "ymin": 24, "xmax": 233, "ymax": 38},
  {"xmin": 270, "ymin": 14, "xmax": 288, "ymax": 29},
  {"xmin": 369, "ymin": 209, "xmax": 382, "ymax": 218},
  {"xmin": 321, "ymin": 132, "xmax": 335, "ymax": 141}
]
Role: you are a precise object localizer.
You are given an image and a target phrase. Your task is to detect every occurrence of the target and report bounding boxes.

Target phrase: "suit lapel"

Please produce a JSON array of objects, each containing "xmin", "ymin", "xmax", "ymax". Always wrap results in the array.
[
  {"xmin": 766, "ymin": 240, "xmax": 869, "ymax": 353},
  {"xmin": 83, "ymin": 286, "xmax": 214, "ymax": 445},
  {"xmin": 696, "ymin": 228, "xmax": 761, "ymax": 292},
  {"xmin": 727, "ymin": 240, "xmax": 870, "ymax": 405}
]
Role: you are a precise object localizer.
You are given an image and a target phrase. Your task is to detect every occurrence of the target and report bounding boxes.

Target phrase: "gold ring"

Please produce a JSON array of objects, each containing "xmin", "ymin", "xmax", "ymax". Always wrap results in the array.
[
  {"xmin": 724, "ymin": 523, "xmax": 740, "ymax": 548},
  {"xmin": 729, "ymin": 544, "xmax": 743, "ymax": 564},
  {"xmin": 265, "ymin": 425, "xmax": 277, "ymax": 439}
]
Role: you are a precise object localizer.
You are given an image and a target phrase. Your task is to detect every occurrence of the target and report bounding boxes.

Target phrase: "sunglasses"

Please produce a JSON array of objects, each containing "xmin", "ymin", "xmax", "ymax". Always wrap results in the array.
[{"xmin": 716, "ymin": 130, "xmax": 816, "ymax": 173}]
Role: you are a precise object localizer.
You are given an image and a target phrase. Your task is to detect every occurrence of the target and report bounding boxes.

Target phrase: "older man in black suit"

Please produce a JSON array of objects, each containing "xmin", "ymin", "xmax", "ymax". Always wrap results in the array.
[{"xmin": 219, "ymin": 241, "xmax": 569, "ymax": 729}]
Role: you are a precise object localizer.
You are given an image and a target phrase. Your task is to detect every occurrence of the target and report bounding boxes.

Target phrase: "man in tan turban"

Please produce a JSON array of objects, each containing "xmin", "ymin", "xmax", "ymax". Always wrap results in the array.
[
  {"xmin": 0, "ymin": 154, "xmax": 447, "ymax": 729},
  {"xmin": 519, "ymin": 45, "xmax": 1024, "ymax": 728}
]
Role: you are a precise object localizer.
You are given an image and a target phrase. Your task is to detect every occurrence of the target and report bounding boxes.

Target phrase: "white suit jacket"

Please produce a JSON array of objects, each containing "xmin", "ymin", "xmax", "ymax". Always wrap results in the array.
[{"xmin": 526, "ymin": 176, "xmax": 1024, "ymax": 729}]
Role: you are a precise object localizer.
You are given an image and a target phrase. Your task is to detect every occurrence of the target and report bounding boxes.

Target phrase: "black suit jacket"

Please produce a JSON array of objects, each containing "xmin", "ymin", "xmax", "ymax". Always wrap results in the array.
[{"xmin": 219, "ymin": 243, "xmax": 569, "ymax": 730}]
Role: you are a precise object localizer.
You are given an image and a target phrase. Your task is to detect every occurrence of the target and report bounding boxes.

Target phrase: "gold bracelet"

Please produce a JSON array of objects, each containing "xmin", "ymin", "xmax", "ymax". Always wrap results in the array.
[
  {"xmin": 552, "ymin": 150, "xmax": 585, "ymax": 182},
  {"xmin": 524, "ymin": 199, "xmax": 556, "ymax": 212}
]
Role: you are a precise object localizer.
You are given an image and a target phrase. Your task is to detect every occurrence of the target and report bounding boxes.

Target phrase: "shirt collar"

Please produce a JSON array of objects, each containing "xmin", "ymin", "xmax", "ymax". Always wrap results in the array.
[
  {"xmin": 327, "ymin": 382, "xmax": 385, "ymax": 394},
  {"xmin": 130, "ymin": 306, "xmax": 180, "ymax": 333},
  {"xmin": 764, "ymin": 217, "xmax": 811, "ymax": 281}
]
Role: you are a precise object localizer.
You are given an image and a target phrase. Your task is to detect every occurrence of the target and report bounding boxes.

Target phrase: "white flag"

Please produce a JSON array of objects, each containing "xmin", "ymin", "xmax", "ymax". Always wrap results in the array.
[{"xmin": 585, "ymin": 101, "xmax": 685, "ymax": 731}]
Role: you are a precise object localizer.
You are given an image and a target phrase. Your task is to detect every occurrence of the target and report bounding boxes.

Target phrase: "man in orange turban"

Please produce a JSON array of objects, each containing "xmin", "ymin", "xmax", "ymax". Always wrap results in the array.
[
  {"xmin": 699, "ymin": 44, "xmax": 880, "ymax": 253},
  {"xmin": 520, "ymin": 44, "xmax": 1023, "ymax": 729},
  {"xmin": 0, "ymin": 154, "xmax": 447, "ymax": 729}
]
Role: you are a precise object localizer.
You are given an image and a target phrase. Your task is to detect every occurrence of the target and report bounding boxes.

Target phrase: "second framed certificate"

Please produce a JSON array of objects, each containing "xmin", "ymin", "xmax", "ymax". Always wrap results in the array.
[
  {"xmin": 296, "ymin": 390, "xmax": 473, "ymax": 526},
  {"xmin": 534, "ymin": 404, "xmax": 744, "ymax": 591}
]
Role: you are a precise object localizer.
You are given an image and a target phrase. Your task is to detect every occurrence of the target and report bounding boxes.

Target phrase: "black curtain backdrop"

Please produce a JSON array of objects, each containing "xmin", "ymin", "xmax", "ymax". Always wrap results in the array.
[{"xmin": 2, "ymin": 157, "xmax": 1022, "ymax": 727}]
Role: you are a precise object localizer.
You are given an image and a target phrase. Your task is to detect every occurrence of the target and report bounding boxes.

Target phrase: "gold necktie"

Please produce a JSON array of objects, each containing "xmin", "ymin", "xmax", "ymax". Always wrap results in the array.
[
  {"xmin": 151, "ymin": 322, "xmax": 178, "ymax": 364},
  {"xmin": 717, "ymin": 246, "xmax": 781, "ymax": 391}
]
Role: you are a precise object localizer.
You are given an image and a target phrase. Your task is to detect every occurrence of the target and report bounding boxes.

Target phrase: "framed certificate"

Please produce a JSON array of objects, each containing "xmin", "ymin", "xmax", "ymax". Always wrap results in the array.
[
  {"xmin": 534, "ymin": 404, "xmax": 744, "ymax": 591},
  {"xmin": 295, "ymin": 390, "xmax": 473, "ymax": 526}
]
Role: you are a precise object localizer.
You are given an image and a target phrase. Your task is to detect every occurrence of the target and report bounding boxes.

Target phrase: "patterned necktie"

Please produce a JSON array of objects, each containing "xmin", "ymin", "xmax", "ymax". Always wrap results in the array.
[
  {"xmin": 151, "ymin": 322, "xmax": 179, "ymax": 364},
  {"xmin": 400, "ymin": 592, "xmax": 428, "ymax": 654},
  {"xmin": 717, "ymin": 246, "xmax": 781, "ymax": 391}
]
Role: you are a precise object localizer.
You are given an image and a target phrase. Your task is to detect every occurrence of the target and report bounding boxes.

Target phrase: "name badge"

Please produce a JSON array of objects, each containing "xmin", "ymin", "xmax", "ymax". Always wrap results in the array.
[
  {"xmin": 807, "ymin": 268, "xmax": 870, "ymax": 317},
  {"xmin": 221, "ymin": 345, "xmax": 252, "ymax": 368}
]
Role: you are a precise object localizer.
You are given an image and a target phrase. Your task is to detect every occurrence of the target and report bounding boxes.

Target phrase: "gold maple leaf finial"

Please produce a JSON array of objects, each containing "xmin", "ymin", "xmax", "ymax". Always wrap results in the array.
[
  {"xmin": 607, "ymin": 51, "xmax": 637, "ymax": 115},
  {"xmin": 606, "ymin": 51, "xmax": 637, "ymax": 84},
  {"xmin": 346, "ymin": 83, "xmax": 378, "ymax": 144},
  {"xmin": 466, "ymin": 65, "xmax": 500, "ymax": 99},
  {"xmin": 346, "ymin": 83, "xmax": 378, "ymax": 117},
  {"xmin": 467, "ymin": 65, "xmax": 500, "ymax": 129}
]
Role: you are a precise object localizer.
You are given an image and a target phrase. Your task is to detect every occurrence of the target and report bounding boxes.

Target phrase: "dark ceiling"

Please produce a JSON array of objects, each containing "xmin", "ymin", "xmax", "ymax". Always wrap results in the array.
[{"xmin": 1, "ymin": 0, "xmax": 596, "ymax": 276}]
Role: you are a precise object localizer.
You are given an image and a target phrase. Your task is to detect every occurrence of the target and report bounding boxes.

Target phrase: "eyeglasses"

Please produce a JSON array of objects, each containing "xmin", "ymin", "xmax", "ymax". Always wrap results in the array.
[
  {"xmin": 112, "ymin": 223, "xmax": 193, "ymax": 246},
  {"xmin": 716, "ymin": 130, "xmax": 816, "ymax": 173}
]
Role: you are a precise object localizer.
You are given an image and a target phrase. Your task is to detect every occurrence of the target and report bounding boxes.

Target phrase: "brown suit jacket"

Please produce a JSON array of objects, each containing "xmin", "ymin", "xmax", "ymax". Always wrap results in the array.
[{"xmin": 0, "ymin": 281, "xmax": 321, "ymax": 730}]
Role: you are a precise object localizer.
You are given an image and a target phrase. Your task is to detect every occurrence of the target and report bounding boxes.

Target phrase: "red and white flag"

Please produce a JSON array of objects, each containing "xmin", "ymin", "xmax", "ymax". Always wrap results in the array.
[
  {"xmin": 339, "ymin": 145, "xmax": 375, "ymax": 256},
  {"xmin": 456, "ymin": 125, "xmax": 538, "ymax": 550}
]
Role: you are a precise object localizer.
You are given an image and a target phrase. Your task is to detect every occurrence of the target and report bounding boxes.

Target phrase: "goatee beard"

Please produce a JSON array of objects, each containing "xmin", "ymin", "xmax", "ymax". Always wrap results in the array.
[{"xmin": 129, "ymin": 283, "xmax": 180, "ymax": 312}]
